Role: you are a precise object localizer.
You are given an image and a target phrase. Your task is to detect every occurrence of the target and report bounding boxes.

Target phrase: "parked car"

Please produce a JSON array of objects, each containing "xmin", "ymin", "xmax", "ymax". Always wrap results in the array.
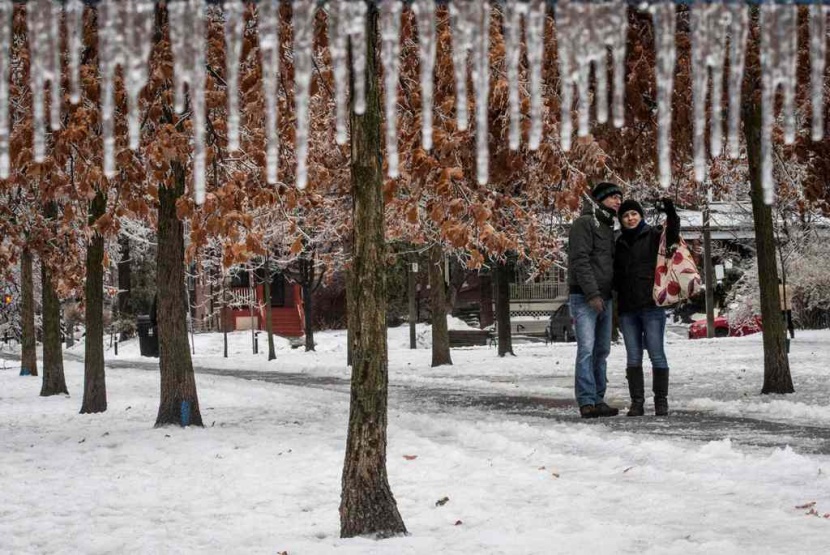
[
  {"xmin": 688, "ymin": 315, "xmax": 762, "ymax": 339},
  {"xmin": 546, "ymin": 303, "xmax": 575, "ymax": 343}
]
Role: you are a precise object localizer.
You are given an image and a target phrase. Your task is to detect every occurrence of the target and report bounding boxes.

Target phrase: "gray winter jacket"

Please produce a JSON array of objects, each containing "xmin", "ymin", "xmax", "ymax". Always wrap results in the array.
[{"xmin": 567, "ymin": 198, "xmax": 616, "ymax": 301}]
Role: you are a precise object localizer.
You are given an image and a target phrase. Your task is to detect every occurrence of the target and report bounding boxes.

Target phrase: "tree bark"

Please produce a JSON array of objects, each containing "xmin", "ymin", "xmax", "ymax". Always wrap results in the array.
[
  {"xmin": 117, "ymin": 234, "xmax": 132, "ymax": 340},
  {"xmin": 301, "ymin": 254, "xmax": 315, "ymax": 352},
  {"xmin": 340, "ymin": 8, "xmax": 406, "ymax": 539},
  {"xmin": 743, "ymin": 90, "xmax": 793, "ymax": 394},
  {"xmin": 429, "ymin": 244, "xmax": 452, "ymax": 367},
  {"xmin": 155, "ymin": 164, "xmax": 203, "ymax": 426},
  {"xmin": 41, "ymin": 260, "xmax": 68, "ymax": 396},
  {"xmin": 81, "ymin": 190, "xmax": 107, "ymax": 413},
  {"xmin": 263, "ymin": 263, "xmax": 276, "ymax": 361},
  {"xmin": 494, "ymin": 259, "xmax": 514, "ymax": 357},
  {"xmin": 20, "ymin": 247, "xmax": 38, "ymax": 376}
]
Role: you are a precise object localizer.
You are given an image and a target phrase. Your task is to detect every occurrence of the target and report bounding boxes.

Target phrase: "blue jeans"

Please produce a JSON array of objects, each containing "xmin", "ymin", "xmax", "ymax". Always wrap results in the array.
[
  {"xmin": 570, "ymin": 294, "xmax": 613, "ymax": 407},
  {"xmin": 619, "ymin": 307, "xmax": 668, "ymax": 369}
]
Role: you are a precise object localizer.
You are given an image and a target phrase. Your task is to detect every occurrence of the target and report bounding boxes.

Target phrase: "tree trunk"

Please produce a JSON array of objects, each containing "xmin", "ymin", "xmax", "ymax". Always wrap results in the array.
[
  {"xmin": 155, "ymin": 164, "xmax": 203, "ymax": 426},
  {"xmin": 222, "ymin": 273, "xmax": 228, "ymax": 358},
  {"xmin": 494, "ymin": 259, "xmax": 514, "ymax": 357},
  {"xmin": 81, "ymin": 190, "xmax": 107, "ymax": 413},
  {"xmin": 301, "ymin": 254, "xmax": 315, "ymax": 352},
  {"xmin": 117, "ymin": 234, "xmax": 132, "ymax": 340},
  {"xmin": 20, "ymin": 247, "xmax": 38, "ymax": 376},
  {"xmin": 41, "ymin": 261, "xmax": 68, "ymax": 396},
  {"xmin": 263, "ymin": 264, "xmax": 276, "ymax": 361},
  {"xmin": 743, "ymin": 88, "xmax": 793, "ymax": 394},
  {"xmin": 340, "ymin": 8, "xmax": 406, "ymax": 539},
  {"xmin": 429, "ymin": 244, "xmax": 452, "ymax": 367},
  {"xmin": 408, "ymin": 253, "xmax": 417, "ymax": 348}
]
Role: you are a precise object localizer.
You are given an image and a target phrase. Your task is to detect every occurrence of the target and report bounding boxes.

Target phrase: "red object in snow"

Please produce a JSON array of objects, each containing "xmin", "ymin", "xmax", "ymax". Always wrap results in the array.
[{"xmin": 688, "ymin": 315, "xmax": 762, "ymax": 339}]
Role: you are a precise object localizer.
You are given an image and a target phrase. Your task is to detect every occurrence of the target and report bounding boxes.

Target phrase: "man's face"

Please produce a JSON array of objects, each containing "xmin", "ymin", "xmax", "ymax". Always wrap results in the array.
[{"xmin": 601, "ymin": 193, "xmax": 622, "ymax": 213}]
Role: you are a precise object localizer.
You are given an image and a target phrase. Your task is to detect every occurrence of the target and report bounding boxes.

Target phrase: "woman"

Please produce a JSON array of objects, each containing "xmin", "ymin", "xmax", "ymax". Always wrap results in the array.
[{"xmin": 614, "ymin": 198, "xmax": 679, "ymax": 417}]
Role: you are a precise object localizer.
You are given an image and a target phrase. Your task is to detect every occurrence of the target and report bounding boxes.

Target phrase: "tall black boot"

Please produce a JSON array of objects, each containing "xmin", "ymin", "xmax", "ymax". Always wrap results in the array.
[
  {"xmin": 625, "ymin": 367, "xmax": 645, "ymax": 417},
  {"xmin": 653, "ymin": 368, "xmax": 670, "ymax": 416}
]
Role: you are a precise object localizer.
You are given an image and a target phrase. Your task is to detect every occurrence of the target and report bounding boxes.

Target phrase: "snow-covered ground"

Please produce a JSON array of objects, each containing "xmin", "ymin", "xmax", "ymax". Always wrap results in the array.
[{"xmin": 1, "ymin": 327, "xmax": 829, "ymax": 553}]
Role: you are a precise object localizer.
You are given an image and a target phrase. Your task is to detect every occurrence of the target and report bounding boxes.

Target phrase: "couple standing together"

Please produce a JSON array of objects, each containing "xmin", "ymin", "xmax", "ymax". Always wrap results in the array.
[{"xmin": 567, "ymin": 182, "xmax": 680, "ymax": 419}]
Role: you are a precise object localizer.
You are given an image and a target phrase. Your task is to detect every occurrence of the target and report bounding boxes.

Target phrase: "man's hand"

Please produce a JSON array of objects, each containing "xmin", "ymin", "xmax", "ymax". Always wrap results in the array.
[{"xmin": 588, "ymin": 296, "xmax": 605, "ymax": 313}]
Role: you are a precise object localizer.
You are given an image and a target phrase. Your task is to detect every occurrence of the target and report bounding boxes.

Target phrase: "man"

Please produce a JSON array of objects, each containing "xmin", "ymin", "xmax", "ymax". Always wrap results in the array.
[{"xmin": 567, "ymin": 182, "xmax": 622, "ymax": 418}]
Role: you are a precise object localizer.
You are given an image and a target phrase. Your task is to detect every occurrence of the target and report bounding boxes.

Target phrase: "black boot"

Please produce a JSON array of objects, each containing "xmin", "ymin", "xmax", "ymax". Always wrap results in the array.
[
  {"xmin": 626, "ymin": 367, "xmax": 645, "ymax": 417},
  {"xmin": 653, "ymin": 369, "xmax": 670, "ymax": 416}
]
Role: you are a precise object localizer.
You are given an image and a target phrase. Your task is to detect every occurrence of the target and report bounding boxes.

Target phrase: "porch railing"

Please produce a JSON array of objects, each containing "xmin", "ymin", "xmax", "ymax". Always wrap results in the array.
[{"xmin": 509, "ymin": 282, "xmax": 569, "ymax": 301}]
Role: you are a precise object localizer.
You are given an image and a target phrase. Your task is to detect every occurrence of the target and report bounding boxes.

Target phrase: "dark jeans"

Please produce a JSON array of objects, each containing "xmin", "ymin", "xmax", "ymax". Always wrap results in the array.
[
  {"xmin": 619, "ymin": 307, "xmax": 668, "ymax": 368},
  {"xmin": 570, "ymin": 294, "xmax": 613, "ymax": 407}
]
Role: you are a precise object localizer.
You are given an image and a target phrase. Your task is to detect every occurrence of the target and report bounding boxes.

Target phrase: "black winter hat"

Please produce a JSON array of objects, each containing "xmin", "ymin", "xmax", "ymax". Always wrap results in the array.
[
  {"xmin": 591, "ymin": 182, "xmax": 623, "ymax": 202},
  {"xmin": 618, "ymin": 199, "xmax": 645, "ymax": 219}
]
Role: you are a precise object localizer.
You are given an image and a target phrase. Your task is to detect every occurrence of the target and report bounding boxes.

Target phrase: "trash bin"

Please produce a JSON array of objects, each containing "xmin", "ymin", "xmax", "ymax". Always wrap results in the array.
[{"xmin": 136, "ymin": 315, "xmax": 159, "ymax": 358}]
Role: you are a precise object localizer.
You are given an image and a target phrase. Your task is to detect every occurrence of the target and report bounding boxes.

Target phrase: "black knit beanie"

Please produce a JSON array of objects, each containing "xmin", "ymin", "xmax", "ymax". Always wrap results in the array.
[
  {"xmin": 618, "ymin": 199, "xmax": 645, "ymax": 219},
  {"xmin": 591, "ymin": 182, "xmax": 623, "ymax": 202}
]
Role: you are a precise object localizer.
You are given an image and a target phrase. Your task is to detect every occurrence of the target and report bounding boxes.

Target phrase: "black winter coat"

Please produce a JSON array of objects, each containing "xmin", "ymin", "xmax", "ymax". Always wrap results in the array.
[
  {"xmin": 614, "ymin": 206, "xmax": 680, "ymax": 314},
  {"xmin": 568, "ymin": 199, "xmax": 616, "ymax": 301}
]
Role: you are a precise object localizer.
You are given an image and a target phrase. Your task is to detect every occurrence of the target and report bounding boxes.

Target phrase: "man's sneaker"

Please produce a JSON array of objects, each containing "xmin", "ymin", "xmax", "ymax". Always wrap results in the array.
[
  {"xmin": 595, "ymin": 402, "xmax": 620, "ymax": 417},
  {"xmin": 579, "ymin": 404, "xmax": 598, "ymax": 419}
]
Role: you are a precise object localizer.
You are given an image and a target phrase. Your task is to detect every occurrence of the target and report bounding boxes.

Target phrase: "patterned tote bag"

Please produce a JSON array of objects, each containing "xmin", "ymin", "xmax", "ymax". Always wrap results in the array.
[{"xmin": 653, "ymin": 229, "xmax": 703, "ymax": 307}]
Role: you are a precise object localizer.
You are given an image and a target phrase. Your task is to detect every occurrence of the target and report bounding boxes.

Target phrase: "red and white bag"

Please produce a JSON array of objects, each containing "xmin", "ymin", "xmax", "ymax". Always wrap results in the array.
[{"xmin": 653, "ymin": 230, "xmax": 703, "ymax": 307}]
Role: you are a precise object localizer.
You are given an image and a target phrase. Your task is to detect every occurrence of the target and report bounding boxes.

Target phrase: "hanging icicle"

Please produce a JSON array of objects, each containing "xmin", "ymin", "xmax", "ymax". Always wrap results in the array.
[
  {"xmin": 259, "ymin": 0, "xmax": 280, "ymax": 184},
  {"xmin": 691, "ymin": 2, "xmax": 727, "ymax": 182},
  {"xmin": 224, "ymin": 0, "xmax": 246, "ymax": 152},
  {"xmin": 504, "ymin": 0, "xmax": 526, "ymax": 151},
  {"xmin": 98, "ymin": 0, "xmax": 158, "ymax": 178},
  {"xmin": 760, "ymin": 1, "xmax": 797, "ymax": 205},
  {"xmin": 380, "ymin": 0, "xmax": 403, "ymax": 179},
  {"xmin": 0, "ymin": 0, "xmax": 10, "ymax": 179},
  {"xmin": 169, "ymin": 0, "xmax": 207, "ymax": 204},
  {"xmin": 726, "ymin": 4, "xmax": 748, "ymax": 159},
  {"xmin": 292, "ymin": 0, "xmax": 317, "ymax": 191},
  {"xmin": 690, "ymin": 2, "xmax": 748, "ymax": 179},
  {"xmin": 327, "ymin": 0, "xmax": 369, "ymax": 142},
  {"xmin": 650, "ymin": 2, "xmax": 676, "ymax": 189},
  {"xmin": 412, "ymin": 0, "xmax": 436, "ymax": 151},
  {"xmin": 450, "ymin": 1, "xmax": 490, "ymax": 185},
  {"xmin": 27, "ymin": 0, "xmax": 61, "ymax": 163},
  {"xmin": 472, "ymin": 2, "xmax": 490, "ymax": 185},
  {"xmin": 810, "ymin": 3, "xmax": 827, "ymax": 142},
  {"xmin": 504, "ymin": 0, "xmax": 550, "ymax": 152},
  {"xmin": 557, "ymin": 0, "xmax": 627, "ymax": 152},
  {"xmin": 66, "ymin": 0, "xmax": 84, "ymax": 105},
  {"xmin": 525, "ymin": 0, "xmax": 546, "ymax": 152}
]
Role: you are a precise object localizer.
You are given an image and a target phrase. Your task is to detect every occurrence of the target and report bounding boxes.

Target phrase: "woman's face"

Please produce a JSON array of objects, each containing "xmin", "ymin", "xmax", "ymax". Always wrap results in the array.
[{"xmin": 620, "ymin": 209, "xmax": 642, "ymax": 230}]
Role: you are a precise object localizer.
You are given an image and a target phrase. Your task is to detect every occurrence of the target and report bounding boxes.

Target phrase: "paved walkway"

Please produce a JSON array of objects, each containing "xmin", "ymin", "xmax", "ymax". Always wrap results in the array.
[{"xmin": 5, "ymin": 351, "xmax": 830, "ymax": 455}]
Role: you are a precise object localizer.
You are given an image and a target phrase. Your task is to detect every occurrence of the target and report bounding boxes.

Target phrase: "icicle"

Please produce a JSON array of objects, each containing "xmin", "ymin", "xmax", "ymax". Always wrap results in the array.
[
  {"xmin": 810, "ymin": 4, "xmax": 827, "ymax": 142},
  {"xmin": 450, "ymin": 1, "xmax": 490, "ymax": 183},
  {"xmin": 99, "ymin": 0, "xmax": 155, "ymax": 177},
  {"xmin": 169, "ymin": 0, "xmax": 207, "ymax": 204},
  {"xmin": 412, "ymin": 0, "xmax": 436, "ymax": 151},
  {"xmin": 556, "ymin": 0, "xmax": 627, "ymax": 152},
  {"xmin": 691, "ymin": 3, "xmax": 727, "ymax": 181},
  {"xmin": 348, "ymin": 1, "xmax": 367, "ymax": 115},
  {"xmin": 27, "ymin": 0, "xmax": 61, "ymax": 163},
  {"xmin": 293, "ymin": 0, "xmax": 317, "ymax": 190},
  {"xmin": 224, "ymin": 0, "xmax": 246, "ymax": 152},
  {"xmin": 327, "ymin": 0, "xmax": 349, "ymax": 144},
  {"xmin": 726, "ymin": 5, "xmax": 748, "ymax": 159},
  {"xmin": 525, "ymin": 0, "xmax": 545, "ymax": 151},
  {"xmin": 0, "ymin": 0, "xmax": 10, "ymax": 179},
  {"xmin": 125, "ymin": 1, "xmax": 155, "ymax": 151},
  {"xmin": 504, "ymin": 0, "xmax": 525, "ymax": 151},
  {"xmin": 760, "ymin": 2, "xmax": 797, "ymax": 205},
  {"xmin": 66, "ymin": 0, "xmax": 84, "ymax": 105},
  {"xmin": 649, "ymin": 2, "xmax": 675, "ymax": 189},
  {"xmin": 259, "ymin": 0, "xmax": 280, "ymax": 184},
  {"xmin": 472, "ymin": 2, "xmax": 490, "ymax": 185},
  {"xmin": 380, "ymin": 0, "xmax": 402, "ymax": 179},
  {"xmin": 449, "ymin": 1, "xmax": 475, "ymax": 132}
]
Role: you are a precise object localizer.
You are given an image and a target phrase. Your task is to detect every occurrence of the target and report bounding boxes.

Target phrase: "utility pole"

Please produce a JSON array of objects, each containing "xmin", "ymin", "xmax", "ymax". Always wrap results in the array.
[
  {"xmin": 702, "ymin": 189, "xmax": 716, "ymax": 339},
  {"xmin": 409, "ymin": 256, "xmax": 417, "ymax": 349}
]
